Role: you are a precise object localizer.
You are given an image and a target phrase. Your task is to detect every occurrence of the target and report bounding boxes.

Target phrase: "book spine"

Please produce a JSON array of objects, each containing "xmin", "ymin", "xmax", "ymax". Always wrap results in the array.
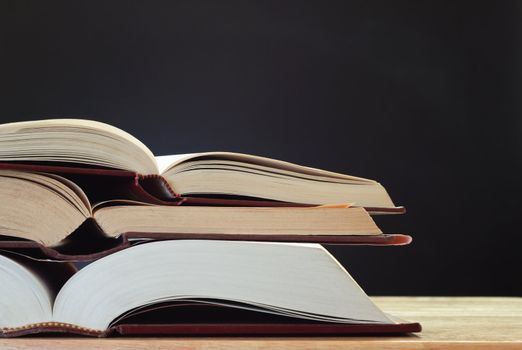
[
  {"xmin": 0, "ymin": 322, "xmax": 103, "ymax": 337},
  {"xmin": 136, "ymin": 174, "xmax": 184, "ymax": 203}
]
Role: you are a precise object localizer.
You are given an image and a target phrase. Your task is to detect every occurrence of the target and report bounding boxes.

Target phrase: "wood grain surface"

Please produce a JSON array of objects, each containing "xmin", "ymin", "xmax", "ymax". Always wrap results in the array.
[{"xmin": 1, "ymin": 297, "xmax": 520, "ymax": 350}]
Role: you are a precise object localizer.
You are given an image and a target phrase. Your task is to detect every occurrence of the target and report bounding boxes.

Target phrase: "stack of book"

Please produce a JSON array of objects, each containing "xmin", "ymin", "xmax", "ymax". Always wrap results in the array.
[{"xmin": 0, "ymin": 119, "xmax": 420, "ymax": 337}]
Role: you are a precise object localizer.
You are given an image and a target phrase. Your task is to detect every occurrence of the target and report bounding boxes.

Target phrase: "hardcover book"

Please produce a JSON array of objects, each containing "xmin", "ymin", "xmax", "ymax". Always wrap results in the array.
[
  {"xmin": 0, "ymin": 119, "xmax": 402, "ymax": 212},
  {"xmin": 0, "ymin": 240, "xmax": 421, "ymax": 337},
  {"xmin": 0, "ymin": 169, "xmax": 411, "ymax": 259}
]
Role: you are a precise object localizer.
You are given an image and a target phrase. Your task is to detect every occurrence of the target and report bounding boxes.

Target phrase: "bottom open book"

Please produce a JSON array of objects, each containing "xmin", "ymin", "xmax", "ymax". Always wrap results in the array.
[{"xmin": 0, "ymin": 240, "xmax": 421, "ymax": 337}]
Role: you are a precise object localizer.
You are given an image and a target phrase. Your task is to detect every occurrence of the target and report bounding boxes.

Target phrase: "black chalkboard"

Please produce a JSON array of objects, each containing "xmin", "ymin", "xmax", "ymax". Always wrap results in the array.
[{"xmin": 0, "ymin": 0, "xmax": 520, "ymax": 295}]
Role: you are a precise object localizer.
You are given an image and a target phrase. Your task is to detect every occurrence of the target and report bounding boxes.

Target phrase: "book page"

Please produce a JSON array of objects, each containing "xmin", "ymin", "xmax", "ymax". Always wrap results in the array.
[
  {"xmin": 54, "ymin": 240, "xmax": 392, "ymax": 331},
  {"xmin": 0, "ymin": 255, "xmax": 55, "ymax": 328},
  {"xmin": 156, "ymin": 154, "xmax": 200, "ymax": 174},
  {"xmin": 158, "ymin": 151, "xmax": 375, "ymax": 182},
  {"xmin": 0, "ymin": 119, "xmax": 158, "ymax": 174}
]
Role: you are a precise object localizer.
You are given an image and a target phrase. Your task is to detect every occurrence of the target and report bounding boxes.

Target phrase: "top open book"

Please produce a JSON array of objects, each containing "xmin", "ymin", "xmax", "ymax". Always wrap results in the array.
[{"xmin": 0, "ymin": 119, "xmax": 400, "ymax": 210}]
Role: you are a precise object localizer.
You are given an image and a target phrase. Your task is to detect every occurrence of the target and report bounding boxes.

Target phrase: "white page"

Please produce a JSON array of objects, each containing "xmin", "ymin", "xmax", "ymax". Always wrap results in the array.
[{"xmin": 54, "ymin": 240, "xmax": 392, "ymax": 330}]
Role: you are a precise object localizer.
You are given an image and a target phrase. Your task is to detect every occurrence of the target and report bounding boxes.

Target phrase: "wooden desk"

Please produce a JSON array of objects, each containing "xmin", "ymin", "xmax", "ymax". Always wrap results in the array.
[{"xmin": 1, "ymin": 297, "xmax": 520, "ymax": 350}]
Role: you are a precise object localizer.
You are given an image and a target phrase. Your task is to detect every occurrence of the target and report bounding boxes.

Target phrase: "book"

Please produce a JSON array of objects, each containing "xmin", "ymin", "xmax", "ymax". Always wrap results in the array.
[
  {"xmin": 0, "ymin": 240, "xmax": 420, "ymax": 337},
  {"xmin": 0, "ymin": 119, "xmax": 399, "ymax": 210},
  {"xmin": 0, "ymin": 170, "xmax": 393, "ymax": 248}
]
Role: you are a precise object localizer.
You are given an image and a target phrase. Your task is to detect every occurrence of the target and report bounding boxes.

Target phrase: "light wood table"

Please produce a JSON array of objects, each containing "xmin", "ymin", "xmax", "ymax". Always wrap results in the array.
[{"xmin": 1, "ymin": 297, "xmax": 520, "ymax": 350}]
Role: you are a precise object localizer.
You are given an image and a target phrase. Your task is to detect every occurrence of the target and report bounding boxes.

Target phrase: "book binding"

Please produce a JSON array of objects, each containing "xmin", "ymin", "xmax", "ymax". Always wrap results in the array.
[
  {"xmin": 0, "ymin": 321, "xmax": 422, "ymax": 337},
  {"xmin": 0, "ymin": 232, "xmax": 413, "ymax": 261}
]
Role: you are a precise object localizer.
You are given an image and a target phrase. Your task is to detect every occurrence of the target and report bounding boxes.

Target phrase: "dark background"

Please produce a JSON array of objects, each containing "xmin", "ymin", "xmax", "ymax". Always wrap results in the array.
[{"xmin": 0, "ymin": 1, "xmax": 520, "ymax": 295}]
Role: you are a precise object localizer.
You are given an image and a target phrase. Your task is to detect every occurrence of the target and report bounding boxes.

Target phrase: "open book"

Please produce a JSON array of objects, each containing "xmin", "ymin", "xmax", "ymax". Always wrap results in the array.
[
  {"xmin": 0, "ymin": 119, "xmax": 398, "ymax": 210},
  {"xmin": 0, "ymin": 240, "xmax": 420, "ymax": 337},
  {"xmin": 0, "ymin": 170, "xmax": 387, "ymax": 247}
]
